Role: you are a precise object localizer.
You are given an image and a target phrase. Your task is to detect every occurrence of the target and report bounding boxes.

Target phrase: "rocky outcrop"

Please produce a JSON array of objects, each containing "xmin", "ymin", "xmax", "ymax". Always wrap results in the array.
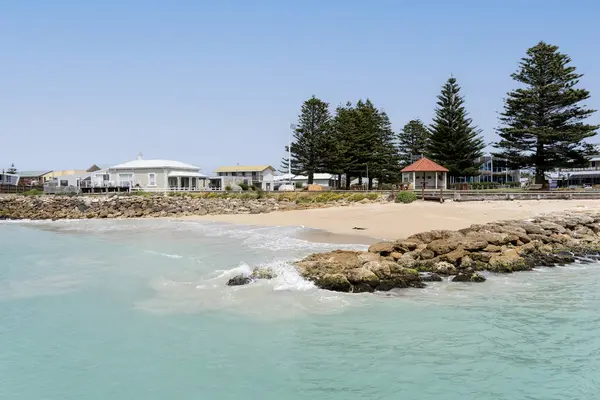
[
  {"xmin": 226, "ymin": 268, "xmax": 277, "ymax": 286},
  {"xmin": 296, "ymin": 211, "xmax": 600, "ymax": 293}
]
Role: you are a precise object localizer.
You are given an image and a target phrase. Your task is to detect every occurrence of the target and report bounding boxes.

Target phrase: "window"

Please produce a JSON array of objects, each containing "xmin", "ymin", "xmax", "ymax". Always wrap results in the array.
[
  {"xmin": 252, "ymin": 172, "xmax": 257, "ymax": 177},
  {"xmin": 118, "ymin": 173, "xmax": 133, "ymax": 185},
  {"xmin": 231, "ymin": 172, "xmax": 237, "ymax": 176},
  {"xmin": 218, "ymin": 172, "xmax": 224, "ymax": 176},
  {"xmin": 148, "ymin": 173, "xmax": 157, "ymax": 186},
  {"xmin": 60, "ymin": 180, "xmax": 68, "ymax": 187}
]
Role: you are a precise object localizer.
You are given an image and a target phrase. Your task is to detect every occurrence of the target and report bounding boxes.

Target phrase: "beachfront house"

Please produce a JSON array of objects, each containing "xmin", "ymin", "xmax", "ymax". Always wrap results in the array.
[
  {"xmin": 17, "ymin": 171, "xmax": 52, "ymax": 186},
  {"xmin": 0, "ymin": 172, "xmax": 19, "ymax": 186},
  {"xmin": 273, "ymin": 173, "xmax": 339, "ymax": 189},
  {"xmin": 212, "ymin": 165, "xmax": 276, "ymax": 191},
  {"xmin": 102, "ymin": 154, "xmax": 208, "ymax": 191},
  {"xmin": 401, "ymin": 157, "xmax": 448, "ymax": 190}
]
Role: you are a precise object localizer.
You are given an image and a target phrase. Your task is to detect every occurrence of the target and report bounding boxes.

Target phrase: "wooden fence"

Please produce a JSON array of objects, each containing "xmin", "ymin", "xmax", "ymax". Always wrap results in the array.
[{"xmin": 0, "ymin": 185, "xmax": 43, "ymax": 194}]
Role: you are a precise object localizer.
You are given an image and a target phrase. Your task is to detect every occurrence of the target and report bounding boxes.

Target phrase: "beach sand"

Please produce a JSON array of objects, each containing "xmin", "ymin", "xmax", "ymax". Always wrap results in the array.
[{"xmin": 184, "ymin": 200, "xmax": 600, "ymax": 241}]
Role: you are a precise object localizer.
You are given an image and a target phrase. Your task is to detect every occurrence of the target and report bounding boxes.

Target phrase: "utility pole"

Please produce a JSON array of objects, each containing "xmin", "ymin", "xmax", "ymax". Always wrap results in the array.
[{"xmin": 289, "ymin": 123, "xmax": 296, "ymax": 185}]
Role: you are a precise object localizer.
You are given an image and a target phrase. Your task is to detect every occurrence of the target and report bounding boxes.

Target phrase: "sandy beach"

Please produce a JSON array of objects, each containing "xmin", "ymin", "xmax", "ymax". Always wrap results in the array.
[{"xmin": 185, "ymin": 200, "xmax": 600, "ymax": 242}]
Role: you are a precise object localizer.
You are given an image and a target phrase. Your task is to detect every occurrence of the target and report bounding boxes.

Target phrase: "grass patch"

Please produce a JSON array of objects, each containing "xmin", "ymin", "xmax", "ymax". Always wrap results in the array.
[
  {"xmin": 22, "ymin": 189, "xmax": 43, "ymax": 196},
  {"xmin": 396, "ymin": 191, "xmax": 417, "ymax": 204}
]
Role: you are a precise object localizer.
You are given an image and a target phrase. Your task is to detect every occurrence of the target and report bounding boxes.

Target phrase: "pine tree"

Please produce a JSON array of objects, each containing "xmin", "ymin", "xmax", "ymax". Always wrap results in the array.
[
  {"xmin": 427, "ymin": 77, "xmax": 485, "ymax": 179},
  {"xmin": 494, "ymin": 41, "xmax": 598, "ymax": 184},
  {"xmin": 331, "ymin": 102, "xmax": 360, "ymax": 189},
  {"xmin": 280, "ymin": 96, "xmax": 332, "ymax": 184},
  {"xmin": 398, "ymin": 119, "xmax": 430, "ymax": 166}
]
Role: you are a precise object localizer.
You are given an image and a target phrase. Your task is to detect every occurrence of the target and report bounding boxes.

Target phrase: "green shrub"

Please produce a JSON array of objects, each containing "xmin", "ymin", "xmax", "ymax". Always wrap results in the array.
[
  {"xmin": 249, "ymin": 185, "xmax": 256, "ymax": 191},
  {"xmin": 225, "ymin": 185, "xmax": 232, "ymax": 191},
  {"xmin": 239, "ymin": 182, "xmax": 249, "ymax": 191},
  {"xmin": 366, "ymin": 192, "xmax": 380, "ymax": 200},
  {"xmin": 23, "ymin": 189, "xmax": 43, "ymax": 196},
  {"xmin": 348, "ymin": 193, "xmax": 366, "ymax": 202},
  {"xmin": 295, "ymin": 182, "xmax": 303, "ymax": 189},
  {"xmin": 396, "ymin": 191, "xmax": 417, "ymax": 204}
]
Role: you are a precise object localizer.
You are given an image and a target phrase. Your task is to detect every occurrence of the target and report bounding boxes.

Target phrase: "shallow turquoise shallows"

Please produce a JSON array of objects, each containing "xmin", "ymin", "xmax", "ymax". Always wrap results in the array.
[{"xmin": 2, "ymin": 219, "xmax": 600, "ymax": 399}]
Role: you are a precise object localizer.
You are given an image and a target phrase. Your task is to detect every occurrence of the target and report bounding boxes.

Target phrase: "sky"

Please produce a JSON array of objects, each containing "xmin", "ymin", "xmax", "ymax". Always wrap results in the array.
[{"xmin": 2, "ymin": 0, "xmax": 600, "ymax": 174}]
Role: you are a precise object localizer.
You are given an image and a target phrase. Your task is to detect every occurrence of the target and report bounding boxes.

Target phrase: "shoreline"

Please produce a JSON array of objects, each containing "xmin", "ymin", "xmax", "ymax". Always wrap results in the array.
[{"xmin": 182, "ymin": 199, "xmax": 600, "ymax": 240}]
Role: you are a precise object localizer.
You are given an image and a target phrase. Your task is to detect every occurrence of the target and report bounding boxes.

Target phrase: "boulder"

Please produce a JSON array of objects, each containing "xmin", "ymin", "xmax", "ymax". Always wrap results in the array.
[
  {"xmin": 314, "ymin": 273, "xmax": 352, "ymax": 292},
  {"xmin": 346, "ymin": 268, "xmax": 380, "ymax": 292},
  {"xmin": 251, "ymin": 267, "xmax": 276, "ymax": 280},
  {"xmin": 439, "ymin": 247, "xmax": 467, "ymax": 265},
  {"xmin": 488, "ymin": 249, "xmax": 528, "ymax": 272},
  {"xmin": 393, "ymin": 240, "xmax": 418, "ymax": 252},
  {"xmin": 419, "ymin": 272, "xmax": 443, "ymax": 282},
  {"xmin": 468, "ymin": 231, "xmax": 510, "ymax": 246},
  {"xmin": 397, "ymin": 255, "xmax": 417, "ymax": 269},
  {"xmin": 433, "ymin": 261, "xmax": 457, "ymax": 275},
  {"xmin": 364, "ymin": 260, "xmax": 395, "ymax": 279},
  {"xmin": 452, "ymin": 272, "xmax": 486, "ymax": 283},
  {"xmin": 427, "ymin": 239, "xmax": 460, "ymax": 255},
  {"xmin": 227, "ymin": 275, "xmax": 253, "ymax": 286},
  {"xmin": 358, "ymin": 252, "xmax": 381, "ymax": 264},
  {"xmin": 368, "ymin": 241, "xmax": 395, "ymax": 255},
  {"xmin": 463, "ymin": 239, "xmax": 489, "ymax": 251},
  {"xmin": 419, "ymin": 248, "xmax": 435, "ymax": 260}
]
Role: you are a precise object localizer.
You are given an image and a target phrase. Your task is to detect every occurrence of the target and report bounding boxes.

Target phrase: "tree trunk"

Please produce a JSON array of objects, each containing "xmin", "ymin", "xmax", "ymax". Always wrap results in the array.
[
  {"xmin": 368, "ymin": 177, "xmax": 374, "ymax": 190},
  {"xmin": 345, "ymin": 172, "xmax": 351, "ymax": 190},
  {"xmin": 358, "ymin": 176, "xmax": 363, "ymax": 185},
  {"xmin": 308, "ymin": 171, "xmax": 314, "ymax": 185},
  {"xmin": 534, "ymin": 170, "xmax": 546, "ymax": 185}
]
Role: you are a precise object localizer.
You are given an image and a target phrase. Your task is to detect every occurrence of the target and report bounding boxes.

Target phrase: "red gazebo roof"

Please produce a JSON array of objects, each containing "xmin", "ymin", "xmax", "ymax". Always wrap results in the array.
[{"xmin": 401, "ymin": 157, "xmax": 449, "ymax": 173}]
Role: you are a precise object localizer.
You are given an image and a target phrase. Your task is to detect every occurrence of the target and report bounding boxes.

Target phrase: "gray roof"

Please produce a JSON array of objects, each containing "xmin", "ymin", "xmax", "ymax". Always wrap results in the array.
[{"xmin": 17, "ymin": 170, "xmax": 52, "ymax": 177}]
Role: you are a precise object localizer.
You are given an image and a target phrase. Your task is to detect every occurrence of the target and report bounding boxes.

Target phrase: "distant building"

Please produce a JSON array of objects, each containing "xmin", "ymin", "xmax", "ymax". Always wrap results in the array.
[
  {"xmin": 401, "ymin": 157, "xmax": 448, "ymax": 189},
  {"xmin": 17, "ymin": 171, "xmax": 52, "ymax": 186},
  {"xmin": 0, "ymin": 172, "xmax": 19, "ymax": 186},
  {"xmin": 212, "ymin": 165, "xmax": 276, "ymax": 191},
  {"xmin": 473, "ymin": 156, "xmax": 521, "ymax": 184},
  {"xmin": 273, "ymin": 173, "xmax": 338, "ymax": 189}
]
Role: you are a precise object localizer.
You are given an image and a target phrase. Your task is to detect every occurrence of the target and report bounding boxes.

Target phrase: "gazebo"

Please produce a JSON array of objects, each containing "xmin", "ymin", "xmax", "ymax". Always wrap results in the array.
[{"xmin": 401, "ymin": 157, "xmax": 449, "ymax": 190}]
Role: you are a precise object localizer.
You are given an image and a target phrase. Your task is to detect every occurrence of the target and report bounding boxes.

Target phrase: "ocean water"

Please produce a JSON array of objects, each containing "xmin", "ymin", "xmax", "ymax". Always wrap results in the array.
[{"xmin": 1, "ymin": 219, "xmax": 600, "ymax": 400}]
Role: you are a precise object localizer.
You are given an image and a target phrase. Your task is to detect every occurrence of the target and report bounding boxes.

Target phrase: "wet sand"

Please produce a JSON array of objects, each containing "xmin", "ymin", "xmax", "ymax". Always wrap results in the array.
[{"xmin": 183, "ymin": 199, "xmax": 600, "ymax": 241}]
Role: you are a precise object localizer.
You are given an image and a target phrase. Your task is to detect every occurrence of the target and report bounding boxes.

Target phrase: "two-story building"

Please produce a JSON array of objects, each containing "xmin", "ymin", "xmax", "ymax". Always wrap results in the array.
[{"xmin": 212, "ymin": 165, "xmax": 276, "ymax": 191}]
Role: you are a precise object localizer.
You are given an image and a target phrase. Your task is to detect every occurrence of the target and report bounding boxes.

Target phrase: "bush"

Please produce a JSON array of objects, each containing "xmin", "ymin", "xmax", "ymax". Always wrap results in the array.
[
  {"xmin": 348, "ymin": 193, "xmax": 366, "ymax": 202},
  {"xmin": 366, "ymin": 192, "xmax": 380, "ymax": 200},
  {"xmin": 23, "ymin": 189, "xmax": 43, "ymax": 196},
  {"xmin": 396, "ymin": 191, "xmax": 417, "ymax": 204},
  {"xmin": 295, "ymin": 182, "xmax": 303, "ymax": 189},
  {"xmin": 225, "ymin": 185, "xmax": 232, "ymax": 191},
  {"xmin": 238, "ymin": 182, "xmax": 249, "ymax": 191}
]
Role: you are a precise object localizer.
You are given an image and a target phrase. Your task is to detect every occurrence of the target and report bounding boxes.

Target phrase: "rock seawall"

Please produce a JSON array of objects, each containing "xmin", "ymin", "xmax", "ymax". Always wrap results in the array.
[
  {"xmin": 295, "ymin": 212, "xmax": 600, "ymax": 293},
  {"xmin": 0, "ymin": 195, "xmax": 288, "ymax": 220}
]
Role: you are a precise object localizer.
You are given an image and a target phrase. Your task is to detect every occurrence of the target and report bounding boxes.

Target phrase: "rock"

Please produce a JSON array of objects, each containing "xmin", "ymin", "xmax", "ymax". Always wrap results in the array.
[
  {"xmin": 315, "ymin": 273, "xmax": 352, "ymax": 292},
  {"xmin": 227, "ymin": 275, "xmax": 253, "ymax": 286},
  {"xmin": 484, "ymin": 244, "xmax": 503, "ymax": 253},
  {"xmin": 452, "ymin": 272, "xmax": 486, "ymax": 283},
  {"xmin": 419, "ymin": 272, "xmax": 443, "ymax": 282},
  {"xmin": 463, "ymin": 239, "xmax": 489, "ymax": 251},
  {"xmin": 397, "ymin": 255, "xmax": 416, "ymax": 269},
  {"xmin": 439, "ymin": 247, "xmax": 467, "ymax": 265},
  {"xmin": 251, "ymin": 267, "xmax": 276, "ymax": 280},
  {"xmin": 364, "ymin": 260, "xmax": 394, "ymax": 279},
  {"xmin": 368, "ymin": 241, "xmax": 395, "ymax": 255},
  {"xmin": 346, "ymin": 268, "xmax": 380, "ymax": 292},
  {"xmin": 433, "ymin": 261, "xmax": 458, "ymax": 275},
  {"xmin": 468, "ymin": 231, "xmax": 510, "ymax": 246},
  {"xmin": 393, "ymin": 240, "xmax": 418, "ymax": 252},
  {"xmin": 406, "ymin": 230, "xmax": 463, "ymax": 245},
  {"xmin": 390, "ymin": 252, "xmax": 404, "ymax": 261},
  {"xmin": 488, "ymin": 249, "xmax": 528, "ymax": 272},
  {"xmin": 427, "ymin": 239, "xmax": 460, "ymax": 255},
  {"xmin": 460, "ymin": 255, "xmax": 474, "ymax": 269},
  {"xmin": 357, "ymin": 252, "xmax": 381, "ymax": 264},
  {"xmin": 419, "ymin": 248, "xmax": 435, "ymax": 260}
]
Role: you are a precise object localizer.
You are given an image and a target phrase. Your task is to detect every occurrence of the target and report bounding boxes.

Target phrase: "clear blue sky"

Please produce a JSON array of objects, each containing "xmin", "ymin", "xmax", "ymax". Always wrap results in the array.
[{"xmin": 2, "ymin": 0, "xmax": 599, "ymax": 174}]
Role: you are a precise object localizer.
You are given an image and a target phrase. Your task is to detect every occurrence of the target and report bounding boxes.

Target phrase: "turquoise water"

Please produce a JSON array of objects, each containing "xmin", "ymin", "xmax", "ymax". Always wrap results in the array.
[{"xmin": 1, "ymin": 219, "xmax": 600, "ymax": 399}]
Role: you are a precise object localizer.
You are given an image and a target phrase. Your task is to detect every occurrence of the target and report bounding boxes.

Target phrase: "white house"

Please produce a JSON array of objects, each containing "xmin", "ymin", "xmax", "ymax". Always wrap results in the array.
[
  {"xmin": 212, "ymin": 165, "xmax": 276, "ymax": 191},
  {"xmin": 100, "ymin": 154, "xmax": 208, "ymax": 191},
  {"xmin": 274, "ymin": 173, "xmax": 338, "ymax": 189}
]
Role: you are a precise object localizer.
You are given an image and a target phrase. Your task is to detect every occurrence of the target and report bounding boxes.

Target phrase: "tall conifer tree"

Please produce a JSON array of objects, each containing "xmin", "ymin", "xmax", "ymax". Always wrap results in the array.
[
  {"xmin": 281, "ymin": 96, "xmax": 332, "ymax": 184},
  {"xmin": 494, "ymin": 41, "xmax": 598, "ymax": 184},
  {"xmin": 398, "ymin": 119, "xmax": 430, "ymax": 166},
  {"xmin": 427, "ymin": 77, "xmax": 485, "ymax": 178}
]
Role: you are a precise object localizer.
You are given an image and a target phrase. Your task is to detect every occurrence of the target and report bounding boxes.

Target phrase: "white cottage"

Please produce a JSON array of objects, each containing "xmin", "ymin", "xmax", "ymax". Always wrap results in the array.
[{"xmin": 105, "ymin": 155, "xmax": 208, "ymax": 191}]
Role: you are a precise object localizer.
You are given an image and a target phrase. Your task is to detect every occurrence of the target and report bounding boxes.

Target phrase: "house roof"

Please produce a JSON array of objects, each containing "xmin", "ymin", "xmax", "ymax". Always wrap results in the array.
[
  {"xmin": 16, "ymin": 170, "xmax": 52, "ymax": 177},
  {"xmin": 167, "ymin": 171, "xmax": 208, "ymax": 178},
  {"xmin": 109, "ymin": 159, "xmax": 200, "ymax": 170},
  {"xmin": 214, "ymin": 165, "xmax": 274, "ymax": 173},
  {"xmin": 401, "ymin": 157, "xmax": 449, "ymax": 173}
]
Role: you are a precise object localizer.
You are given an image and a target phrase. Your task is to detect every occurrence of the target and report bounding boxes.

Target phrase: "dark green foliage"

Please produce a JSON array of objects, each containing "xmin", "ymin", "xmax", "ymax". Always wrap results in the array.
[
  {"xmin": 398, "ymin": 119, "xmax": 430, "ymax": 166},
  {"xmin": 427, "ymin": 77, "xmax": 485, "ymax": 178},
  {"xmin": 494, "ymin": 41, "xmax": 598, "ymax": 184},
  {"xmin": 238, "ymin": 182, "xmax": 249, "ymax": 191},
  {"xmin": 396, "ymin": 191, "xmax": 417, "ymax": 203},
  {"xmin": 332, "ymin": 99, "xmax": 401, "ymax": 189},
  {"xmin": 281, "ymin": 96, "xmax": 332, "ymax": 184}
]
